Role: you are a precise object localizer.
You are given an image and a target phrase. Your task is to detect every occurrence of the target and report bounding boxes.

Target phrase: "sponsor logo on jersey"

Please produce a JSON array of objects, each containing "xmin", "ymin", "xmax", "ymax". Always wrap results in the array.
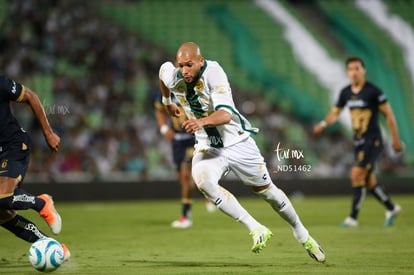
[
  {"xmin": 176, "ymin": 83, "xmax": 186, "ymax": 94},
  {"xmin": 347, "ymin": 99, "xmax": 366, "ymax": 108},
  {"xmin": 194, "ymin": 80, "xmax": 204, "ymax": 92},
  {"xmin": 208, "ymin": 135, "xmax": 223, "ymax": 147}
]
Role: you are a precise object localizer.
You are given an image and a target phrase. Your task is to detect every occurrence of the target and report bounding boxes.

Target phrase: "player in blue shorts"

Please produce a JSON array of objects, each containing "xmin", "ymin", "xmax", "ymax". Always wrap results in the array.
[
  {"xmin": 0, "ymin": 75, "xmax": 70, "ymax": 260},
  {"xmin": 154, "ymin": 94, "xmax": 216, "ymax": 228},
  {"xmin": 314, "ymin": 57, "xmax": 403, "ymax": 227}
]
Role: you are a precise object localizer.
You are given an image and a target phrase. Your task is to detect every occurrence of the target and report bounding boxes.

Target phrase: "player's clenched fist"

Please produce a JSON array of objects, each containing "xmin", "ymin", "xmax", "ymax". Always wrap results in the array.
[
  {"xmin": 44, "ymin": 131, "xmax": 60, "ymax": 152},
  {"xmin": 182, "ymin": 119, "xmax": 204, "ymax": 134},
  {"xmin": 313, "ymin": 124, "xmax": 324, "ymax": 135},
  {"xmin": 392, "ymin": 140, "xmax": 403, "ymax": 153},
  {"xmin": 165, "ymin": 103, "xmax": 183, "ymax": 118}
]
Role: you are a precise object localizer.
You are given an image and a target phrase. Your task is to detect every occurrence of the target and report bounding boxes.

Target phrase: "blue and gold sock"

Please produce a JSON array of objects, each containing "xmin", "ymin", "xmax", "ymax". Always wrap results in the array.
[
  {"xmin": 182, "ymin": 199, "xmax": 192, "ymax": 218},
  {"xmin": 370, "ymin": 184, "xmax": 394, "ymax": 210},
  {"xmin": 1, "ymin": 215, "xmax": 47, "ymax": 243},
  {"xmin": 0, "ymin": 188, "xmax": 45, "ymax": 211},
  {"xmin": 350, "ymin": 186, "xmax": 366, "ymax": 219}
]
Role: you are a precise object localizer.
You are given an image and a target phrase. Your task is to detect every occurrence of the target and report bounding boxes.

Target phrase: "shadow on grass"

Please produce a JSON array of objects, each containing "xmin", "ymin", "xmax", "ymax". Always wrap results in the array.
[{"xmin": 121, "ymin": 259, "xmax": 277, "ymax": 268}]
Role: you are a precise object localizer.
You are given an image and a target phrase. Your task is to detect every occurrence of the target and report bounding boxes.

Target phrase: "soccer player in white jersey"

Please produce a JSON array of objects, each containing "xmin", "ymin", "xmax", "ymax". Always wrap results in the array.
[{"xmin": 158, "ymin": 42, "xmax": 325, "ymax": 262}]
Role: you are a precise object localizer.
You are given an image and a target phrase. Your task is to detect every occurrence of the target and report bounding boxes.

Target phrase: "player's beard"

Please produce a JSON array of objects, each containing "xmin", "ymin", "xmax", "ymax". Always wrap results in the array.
[{"xmin": 184, "ymin": 75, "xmax": 193, "ymax": 83}]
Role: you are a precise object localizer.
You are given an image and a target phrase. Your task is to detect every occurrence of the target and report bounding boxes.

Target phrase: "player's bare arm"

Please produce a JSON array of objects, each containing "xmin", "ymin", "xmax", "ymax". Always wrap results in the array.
[
  {"xmin": 379, "ymin": 102, "xmax": 403, "ymax": 152},
  {"xmin": 155, "ymin": 107, "xmax": 174, "ymax": 141},
  {"xmin": 182, "ymin": 110, "xmax": 231, "ymax": 134},
  {"xmin": 313, "ymin": 107, "xmax": 342, "ymax": 135},
  {"xmin": 20, "ymin": 87, "xmax": 60, "ymax": 152},
  {"xmin": 159, "ymin": 80, "xmax": 182, "ymax": 117}
]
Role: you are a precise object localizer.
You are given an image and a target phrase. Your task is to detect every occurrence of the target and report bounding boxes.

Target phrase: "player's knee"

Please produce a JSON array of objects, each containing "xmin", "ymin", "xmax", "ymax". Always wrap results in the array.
[
  {"xmin": 256, "ymin": 184, "xmax": 288, "ymax": 208},
  {"xmin": 194, "ymin": 179, "xmax": 223, "ymax": 204},
  {"xmin": 0, "ymin": 176, "xmax": 19, "ymax": 194},
  {"xmin": 179, "ymin": 165, "xmax": 192, "ymax": 182},
  {"xmin": 366, "ymin": 174, "xmax": 377, "ymax": 190},
  {"xmin": 195, "ymin": 180, "xmax": 214, "ymax": 194},
  {"xmin": 0, "ymin": 209, "xmax": 16, "ymax": 224},
  {"xmin": 251, "ymin": 183, "xmax": 271, "ymax": 193},
  {"xmin": 192, "ymin": 163, "xmax": 219, "ymax": 187},
  {"xmin": 350, "ymin": 166, "xmax": 367, "ymax": 185}
]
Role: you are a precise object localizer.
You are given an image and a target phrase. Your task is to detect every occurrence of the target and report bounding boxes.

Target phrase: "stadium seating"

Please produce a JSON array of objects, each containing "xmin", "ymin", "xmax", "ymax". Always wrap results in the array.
[
  {"xmin": 1, "ymin": 0, "xmax": 412, "ymax": 181},
  {"xmin": 0, "ymin": 1, "xmax": 7, "ymax": 24},
  {"xmin": 100, "ymin": 0, "xmax": 413, "ymax": 164},
  {"xmin": 100, "ymin": 0, "xmax": 329, "ymax": 121}
]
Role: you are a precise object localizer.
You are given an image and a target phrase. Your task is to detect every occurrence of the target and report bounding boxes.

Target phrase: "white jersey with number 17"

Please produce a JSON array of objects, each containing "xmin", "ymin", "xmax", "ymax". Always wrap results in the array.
[{"xmin": 159, "ymin": 60, "xmax": 258, "ymax": 149}]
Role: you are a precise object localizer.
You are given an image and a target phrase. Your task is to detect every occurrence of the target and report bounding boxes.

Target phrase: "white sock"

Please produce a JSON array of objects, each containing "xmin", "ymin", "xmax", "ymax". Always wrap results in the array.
[
  {"xmin": 256, "ymin": 184, "xmax": 309, "ymax": 243},
  {"xmin": 198, "ymin": 182, "xmax": 263, "ymax": 231}
]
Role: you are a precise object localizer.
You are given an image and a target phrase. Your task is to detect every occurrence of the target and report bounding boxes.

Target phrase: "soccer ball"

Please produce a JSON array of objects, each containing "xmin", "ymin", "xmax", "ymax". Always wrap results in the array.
[{"xmin": 28, "ymin": 237, "xmax": 64, "ymax": 272}]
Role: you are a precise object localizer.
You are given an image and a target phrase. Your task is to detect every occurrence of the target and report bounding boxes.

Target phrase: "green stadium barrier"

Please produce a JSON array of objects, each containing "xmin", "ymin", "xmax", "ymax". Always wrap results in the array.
[
  {"xmin": 386, "ymin": 0, "xmax": 414, "ymax": 29},
  {"xmin": 23, "ymin": 178, "xmax": 414, "ymax": 201},
  {"xmin": 231, "ymin": 0, "xmax": 332, "ymax": 110}
]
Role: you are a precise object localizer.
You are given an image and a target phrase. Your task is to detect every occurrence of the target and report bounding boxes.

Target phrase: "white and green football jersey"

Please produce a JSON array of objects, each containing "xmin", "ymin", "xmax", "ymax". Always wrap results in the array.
[{"xmin": 159, "ymin": 60, "xmax": 258, "ymax": 149}]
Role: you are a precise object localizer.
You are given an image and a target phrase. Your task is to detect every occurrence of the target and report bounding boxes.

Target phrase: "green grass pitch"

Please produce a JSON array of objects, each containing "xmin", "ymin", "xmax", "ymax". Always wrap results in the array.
[{"xmin": 1, "ymin": 195, "xmax": 413, "ymax": 274}]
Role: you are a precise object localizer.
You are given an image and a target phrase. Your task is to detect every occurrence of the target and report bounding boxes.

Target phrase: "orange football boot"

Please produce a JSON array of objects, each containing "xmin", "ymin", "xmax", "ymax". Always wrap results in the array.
[{"xmin": 38, "ymin": 194, "xmax": 62, "ymax": 235}]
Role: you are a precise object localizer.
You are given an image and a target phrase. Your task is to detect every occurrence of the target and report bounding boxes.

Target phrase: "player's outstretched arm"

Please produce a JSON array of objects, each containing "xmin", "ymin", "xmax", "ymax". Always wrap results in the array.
[
  {"xmin": 313, "ymin": 107, "xmax": 342, "ymax": 135},
  {"xmin": 20, "ymin": 88, "xmax": 60, "ymax": 152},
  {"xmin": 379, "ymin": 102, "xmax": 403, "ymax": 152},
  {"xmin": 182, "ymin": 110, "xmax": 231, "ymax": 134}
]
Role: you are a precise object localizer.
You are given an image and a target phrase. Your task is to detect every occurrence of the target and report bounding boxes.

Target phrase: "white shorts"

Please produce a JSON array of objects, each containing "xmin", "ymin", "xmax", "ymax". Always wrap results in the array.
[{"xmin": 192, "ymin": 137, "xmax": 271, "ymax": 187}]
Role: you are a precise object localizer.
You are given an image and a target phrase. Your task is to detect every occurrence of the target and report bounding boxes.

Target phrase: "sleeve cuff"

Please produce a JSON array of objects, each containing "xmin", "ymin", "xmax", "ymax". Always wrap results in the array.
[{"xmin": 16, "ymin": 85, "xmax": 25, "ymax": 102}]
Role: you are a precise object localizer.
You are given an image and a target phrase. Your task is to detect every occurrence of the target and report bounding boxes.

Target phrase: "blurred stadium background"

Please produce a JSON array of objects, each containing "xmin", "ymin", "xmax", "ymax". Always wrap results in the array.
[{"xmin": 0, "ymin": 0, "xmax": 413, "ymax": 198}]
